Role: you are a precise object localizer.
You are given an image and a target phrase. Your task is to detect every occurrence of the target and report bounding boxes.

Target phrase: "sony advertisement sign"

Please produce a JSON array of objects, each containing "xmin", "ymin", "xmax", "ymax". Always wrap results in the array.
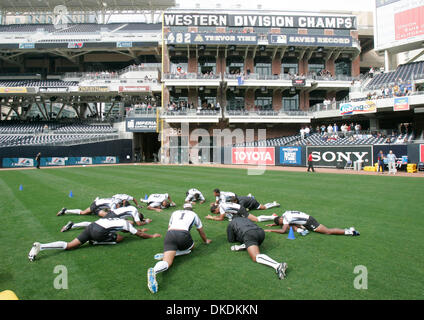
[
  {"xmin": 306, "ymin": 146, "xmax": 373, "ymax": 168},
  {"xmin": 164, "ymin": 13, "xmax": 357, "ymax": 29}
]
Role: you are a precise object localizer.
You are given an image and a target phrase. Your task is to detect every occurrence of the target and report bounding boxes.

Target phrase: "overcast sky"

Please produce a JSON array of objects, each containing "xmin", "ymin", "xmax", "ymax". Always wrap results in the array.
[{"xmin": 174, "ymin": 0, "xmax": 375, "ymax": 12}]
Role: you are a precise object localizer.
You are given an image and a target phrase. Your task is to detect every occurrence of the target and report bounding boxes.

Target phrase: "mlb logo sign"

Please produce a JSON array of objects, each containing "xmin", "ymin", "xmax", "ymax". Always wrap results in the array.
[
  {"xmin": 76, "ymin": 157, "xmax": 92, "ymax": 165},
  {"xmin": 102, "ymin": 157, "xmax": 117, "ymax": 164},
  {"xmin": 15, "ymin": 158, "xmax": 34, "ymax": 167},
  {"xmin": 47, "ymin": 157, "xmax": 66, "ymax": 166}
]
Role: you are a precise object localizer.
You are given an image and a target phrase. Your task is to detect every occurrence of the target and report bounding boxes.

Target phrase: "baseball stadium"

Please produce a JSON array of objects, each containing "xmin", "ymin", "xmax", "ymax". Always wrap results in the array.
[{"xmin": 0, "ymin": 0, "xmax": 423, "ymax": 305}]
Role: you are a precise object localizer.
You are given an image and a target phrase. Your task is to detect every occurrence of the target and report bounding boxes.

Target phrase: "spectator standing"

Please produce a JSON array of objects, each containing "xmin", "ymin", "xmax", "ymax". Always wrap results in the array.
[
  {"xmin": 387, "ymin": 150, "xmax": 397, "ymax": 175},
  {"xmin": 377, "ymin": 150, "xmax": 385, "ymax": 174}
]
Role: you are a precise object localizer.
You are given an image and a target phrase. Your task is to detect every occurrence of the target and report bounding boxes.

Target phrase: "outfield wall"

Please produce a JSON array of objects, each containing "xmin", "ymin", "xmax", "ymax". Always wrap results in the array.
[
  {"xmin": 0, "ymin": 139, "xmax": 133, "ymax": 168},
  {"xmin": 226, "ymin": 144, "xmax": 418, "ymax": 168}
]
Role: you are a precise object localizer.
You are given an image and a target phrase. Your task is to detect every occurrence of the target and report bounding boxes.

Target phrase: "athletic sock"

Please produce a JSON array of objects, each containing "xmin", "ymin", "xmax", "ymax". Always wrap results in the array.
[
  {"xmin": 257, "ymin": 215, "xmax": 276, "ymax": 222},
  {"xmin": 65, "ymin": 209, "xmax": 81, "ymax": 215},
  {"xmin": 264, "ymin": 203, "xmax": 278, "ymax": 209},
  {"xmin": 153, "ymin": 261, "xmax": 169, "ymax": 274},
  {"xmin": 40, "ymin": 241, "xmax": 67, "ymax": 251},
  {"xmin": 72, "ymin": 222, "xmax": 91, "ymax": 229},
  {"xmin": 256, "ymin": 254, "xmax": 280, "ymax": 271}
]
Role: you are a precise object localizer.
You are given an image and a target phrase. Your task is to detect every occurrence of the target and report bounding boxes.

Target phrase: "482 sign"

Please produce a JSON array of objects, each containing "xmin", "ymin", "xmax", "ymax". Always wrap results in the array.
[{"xmin": 167, "ymin": 32, "xmax": 191, "ymax": 44}]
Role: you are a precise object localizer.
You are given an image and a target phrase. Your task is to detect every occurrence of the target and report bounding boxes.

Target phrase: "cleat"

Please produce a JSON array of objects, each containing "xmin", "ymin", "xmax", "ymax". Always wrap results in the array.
[
  {"xmin": 277, "ymin": 262, "xmax": 288, "ymax": 280},
  {"xmin": 231, "ymin": 244, "xmax": 247, "ymax": 251},
  {"xmin": 273, "ymin": 201, "xmax": 280, "ymax": 207},
  {"xmin": 61, "ymin": 221, "xmax": 73, "ymax": 232},
  {"xmin": 299, "ymin": 229, "xmax": 309, "ymax": 236},
  {"xmin": 154, "ymin": 253, "xmax": 164, "ymax": 261},
  {"xmin": 147, "ymin": 268, "xmax": 158, "ymax": 294},
  {"xmin": 28, "ymin": 242, "xmax": 41, "ymax": 262},
  {"xmin": 352, "ymin": 230, "xmax": 360, "ymax": 236},
  {"xmin": 57, "ymin": 208, "xmax": 66, "ymax": 216}
]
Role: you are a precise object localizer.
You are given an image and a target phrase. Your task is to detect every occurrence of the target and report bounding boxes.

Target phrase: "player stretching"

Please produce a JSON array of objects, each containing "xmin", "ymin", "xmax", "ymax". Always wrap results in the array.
[
  {"xmin": 207, "ymin": 202, "xmax": 277, "ymax": 223},
  {"xmin": 185, "ymin": 188, "xmax": 206, "ymax": 204},
  {"xmin": 227, "ymin": 216, "xmax": 288, "ymax": 280},
  {"xmin": 147, "ymin": 204, "xmax": 211, "ymax": 294},
  {"xmin": 60, "ymin": 205, "xmax": 152, "ymax": 232},
  {"xmin": 28, "ymin": 218, "xmax": 161, "ymax": 261},
  {"xmin": 143, "ymin": 193, "xmax": 176, "ymax": 212},
  {"xmin": 265, "ymin": 210, "xmax": 360, "ymax": 236}
]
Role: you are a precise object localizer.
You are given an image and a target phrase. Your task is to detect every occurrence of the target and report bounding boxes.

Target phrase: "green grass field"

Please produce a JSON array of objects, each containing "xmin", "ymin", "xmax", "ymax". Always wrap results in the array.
[{"xmin": 0, "ymin": 165, "xmax": 423, "ymax": 300}]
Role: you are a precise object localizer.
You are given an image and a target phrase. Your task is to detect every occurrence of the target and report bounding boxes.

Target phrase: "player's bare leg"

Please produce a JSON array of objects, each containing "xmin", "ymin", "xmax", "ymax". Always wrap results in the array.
[{"xmin": 315, "ymin": 224, "xmax": 359, "ymax": 236}]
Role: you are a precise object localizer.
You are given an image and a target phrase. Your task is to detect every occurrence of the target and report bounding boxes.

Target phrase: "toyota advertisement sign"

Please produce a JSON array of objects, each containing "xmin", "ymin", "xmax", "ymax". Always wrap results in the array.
[{"xmin": 232, "ymin": 147, "xmax": 275, "ymax": 165}]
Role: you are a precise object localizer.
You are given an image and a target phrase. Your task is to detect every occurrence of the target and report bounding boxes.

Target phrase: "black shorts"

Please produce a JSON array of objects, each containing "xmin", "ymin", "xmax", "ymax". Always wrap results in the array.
[
  {"xmin": 238, "ymin": 197, "xmax": 261, "ymax": 210},
  {"xmin": 242, "ymin": 229, "xmax": 265, "ymax": 248},
  {"xmin": 76, "ymin": 223, "xmax": 117, "ymax": 245},
  {"xmin": 163, "ymin": 230, "xmax": 194, "ymax": 252},
  {"xmin": 304, "ymin": 216, "xmax": 320, "ymax": 231},
  {"xmin": 89, "ymin": 202, "xmax": 109, "ymax": 216},
  {"xmin": 233, "ymin": 206, "xmax": 249, "ymax": 219}
]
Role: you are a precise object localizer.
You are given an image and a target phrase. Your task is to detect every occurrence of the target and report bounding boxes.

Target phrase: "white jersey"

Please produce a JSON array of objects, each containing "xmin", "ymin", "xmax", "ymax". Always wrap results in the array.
[
  {"xmin": 94, "ymin": 218, "xmax": 138, "ymax": 235},
  {"xmin": 282, "ymin": 211, "xmax": 310, "ymax": 226},
  {"xmin": 147, "ymin": 193, "xmax": 169, "ymax": 208},
  {"xmin": 113, "ymin": 194, "xmax": 134, "ymax": 202},
  {"xmin": 94, "ymin": 197, "xmax": 120, "ymax": 210},
  {"xmin": 219, "ymin": 202, "xmax": 243, "ymax": 220},
  {"xmin": 216, "ymin": 191, "xmax": 236, "ymax": 203},
  {"xmin": 168, "ymin": 210, "xmax": 203, "ymax": 231},
  {"xmin": 109, "ymin": 206, "xmax": 141, "ymax": 223},
  {"xmin": 185, "ymin": 188, "xmax": 205, "ymax": 202}
]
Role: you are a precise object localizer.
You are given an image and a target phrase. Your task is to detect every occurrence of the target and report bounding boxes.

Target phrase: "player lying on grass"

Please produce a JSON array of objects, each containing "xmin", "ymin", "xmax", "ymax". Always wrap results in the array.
[
  {"xmin": 147, "ymin": 204, "xmax": 212, "ymax": 294},
  {"xmin": 235, "ymin": 194, "xmax": 280, "ymax": 211},
  {"xmin": 212, "ymin": 189, "xmax": 237, "ymax": 205},
  {"xmin": 207, "ymin": 202, "xmax": 277, "ymax": 223},
  {"xmin": 112, "ymin": 193, "xmax": 142, "ymax": 208},
  {"xmin": 28, "ymin": 218, "xmax": 161, "ymax": 262},
  {"xmin": 185, "ymin": 188, "xmax": 206, "ymax": 204},
  {"xmin": 60, "ymin": 205, "xmax": 153, "ymax": 232},
  {"xmin": 56, "ymin": 194, "xmax": 128, "ymax": 217},
  {"xmin": 227, "ymin": 216, "xmax": 288, "ymax": 280},
  {"xmin": 264, "ymin": 210, "xmax": 360, "ymax": 236},
  {"xmin": 142, "ymin": 193, "xmax": 176, "ymax": 212}
]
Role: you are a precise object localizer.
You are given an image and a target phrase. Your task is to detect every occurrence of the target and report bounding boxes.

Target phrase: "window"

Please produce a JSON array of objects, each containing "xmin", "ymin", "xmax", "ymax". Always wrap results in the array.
[{"xmin": 282, "ymin": 96, "xmax": 299, "ymax": 111}]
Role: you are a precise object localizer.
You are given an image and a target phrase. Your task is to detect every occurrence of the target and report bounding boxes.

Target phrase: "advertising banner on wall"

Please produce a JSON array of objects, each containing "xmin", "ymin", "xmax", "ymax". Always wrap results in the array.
[
  {"xmin": 279, "ymin": 147, "xmax": 302, "ymax": 165},
  {"xmin": 42, "ymin": 157, "xmax": 67, "ymax": 166},
  {"xmin": 306, "ymin": 146, "xmax": 373, "ymax": 168},
  {"xmin": 2, "ymin": 158, "xmax": 34, "ymax": 168},
  {"xmin": 340, "ymin": 100, "xmax": 377, "ymax": 116},
  {"xmin": 232, "ymin": 147, "xmax": 275, "ymax": 165},
  {"xmin": 95, "ymin": 156, "xmax": 119, "ymax": 164},
  {"xmin": 393, "ymin": 97, "xmax": 410, "ymax": 111},
  {"xmin": 126, "ymin": 118, "xmax": 157, "ymax": 132}
]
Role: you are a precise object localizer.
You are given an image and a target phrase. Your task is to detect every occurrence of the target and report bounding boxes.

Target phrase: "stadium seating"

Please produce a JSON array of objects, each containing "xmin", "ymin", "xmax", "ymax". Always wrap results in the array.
[
  {"xmin": 367, "ymin": 61, "xmax": 424, "ymax": 89},
  {"xmin": 0, "ymin": 121, "xmax": 118, "ymax": 147}
]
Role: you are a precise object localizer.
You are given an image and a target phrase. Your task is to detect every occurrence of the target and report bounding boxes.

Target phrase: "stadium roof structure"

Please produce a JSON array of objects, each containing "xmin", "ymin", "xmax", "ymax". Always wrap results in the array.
[{"xmin": 0, "ymin": 0, "xmax": 176, "ymax": 13}]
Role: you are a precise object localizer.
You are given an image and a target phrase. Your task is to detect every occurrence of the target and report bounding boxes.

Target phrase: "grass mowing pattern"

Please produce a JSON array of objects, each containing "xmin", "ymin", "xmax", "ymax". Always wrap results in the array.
[{"xmin": 0, "ymin": 165, "xmax": 423, "ymax": 300}]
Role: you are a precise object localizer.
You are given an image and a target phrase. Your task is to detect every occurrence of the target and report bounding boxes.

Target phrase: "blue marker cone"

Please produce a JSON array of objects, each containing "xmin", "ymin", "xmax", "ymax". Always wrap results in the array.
[
  {"xmin": 69, "ymin": 191, "xmax": 73, "ymax": 198},
  {"xmin": 19, "ymin": 185, "xmax": 23, "ymax": 191},
  {"xmin": 287, "ymin": 227, "xmax": 296, "ymax": 240},
  {"xmin": 144, "ymin": 194, "xmax": 148, "ymax": 200}
]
